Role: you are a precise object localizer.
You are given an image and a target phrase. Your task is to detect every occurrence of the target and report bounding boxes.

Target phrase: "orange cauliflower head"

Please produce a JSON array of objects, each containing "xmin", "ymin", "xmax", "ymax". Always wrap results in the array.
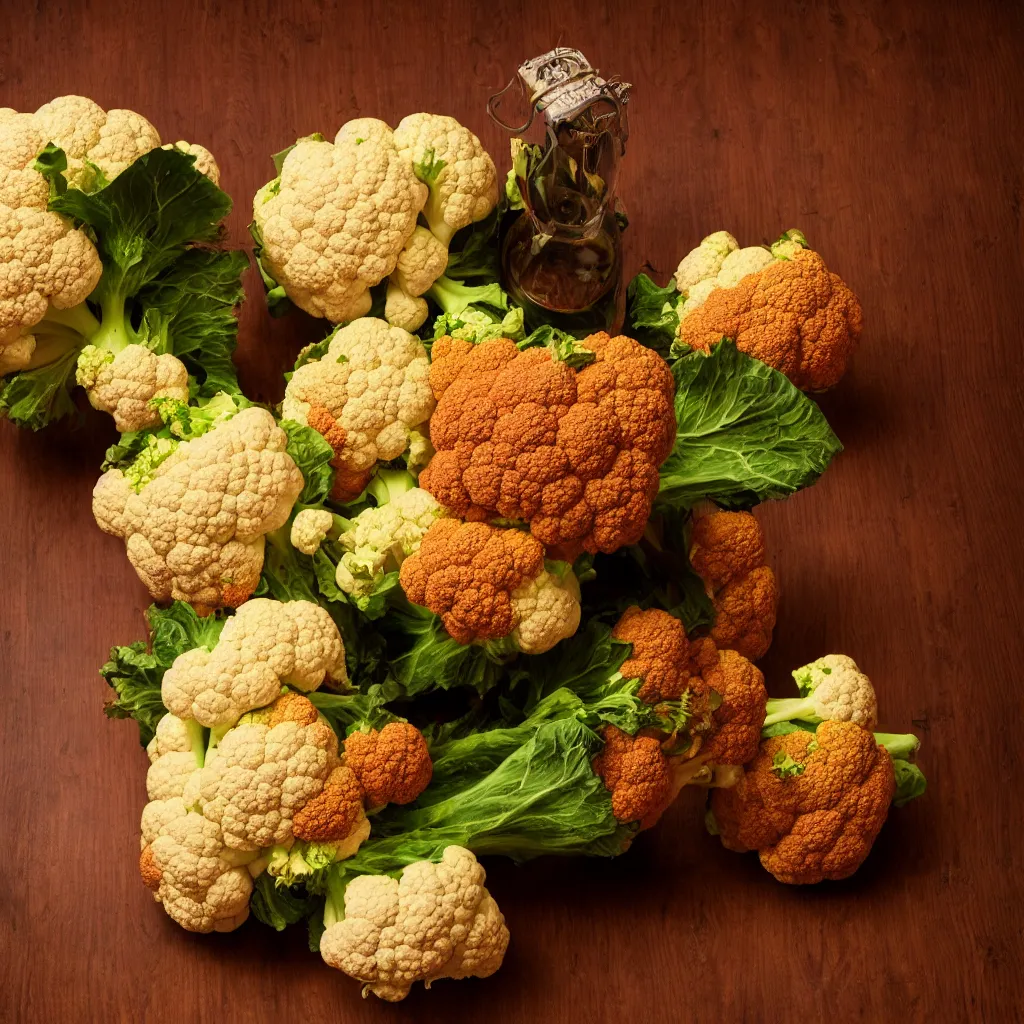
[
  {"xmin": 398, "ymin": 519, "xmax": 581, "ymax": 653},
  {"xmin": 419, "ymin": 333, "xmax": 676, "ymax": 559},
  {"xmin": 343, "ymin": 722, "xmax": 433, "ymax": 808},
  {"xmin": 709, "ymin": 721, "xmax": 896, "ymax": 884},
  {"xmin": 690, "ymin": 509, "xmax": 779, "ymax": 661},
  {"xmin": 592, "ymin": 724, "xmax": 672, "ymax": 830},
  {"xmin": 677, "ymin": 247, "xmax": 863, "ymax": 391}
]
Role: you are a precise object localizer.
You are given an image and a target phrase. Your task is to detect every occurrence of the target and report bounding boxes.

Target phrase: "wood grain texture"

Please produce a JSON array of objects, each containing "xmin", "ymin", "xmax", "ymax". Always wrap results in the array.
[{"xmin": 1, "ymin": 0, "xmax": 1022, "ymax": 1020}]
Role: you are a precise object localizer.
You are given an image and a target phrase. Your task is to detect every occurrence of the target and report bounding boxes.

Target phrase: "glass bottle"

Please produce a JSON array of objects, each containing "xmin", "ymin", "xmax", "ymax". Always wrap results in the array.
[{"xmin": 489, "ymin": 49, "xmax": 631, "ymax": 335}]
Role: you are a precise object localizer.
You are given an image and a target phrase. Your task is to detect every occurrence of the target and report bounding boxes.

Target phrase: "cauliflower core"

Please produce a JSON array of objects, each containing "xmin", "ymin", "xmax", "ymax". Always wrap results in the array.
[
  {"xmin": 320, "ymin": 846, "xmax": 509, "ymax": 1001},
  {"xmin": 690, "ymin": 509, "xmax": 779, "ymax": 661},
  {"xmin": 161, "ymin": 598, "xmax": 347, "ymax": 728},
  {"xmin": 252, "ymin": 119, "xmax": 426, "ymax": 323},
  {"xmin": 282, "ymin": 318, "xmax": 434, "ymax": 500},
  {"xmin": 92, "ymin": 408, "xmax": 304, "ymax": 614},
  {"xmin": 399, "ymin": 518, "xmax": 582, "ymax": 654},
  {"xmin": 710, "ymin": 721, "xmax": 896, "ymax": 884},
  {"xmin": 420, "ymin": 333, "xmax": 676, "ymax": 559}
]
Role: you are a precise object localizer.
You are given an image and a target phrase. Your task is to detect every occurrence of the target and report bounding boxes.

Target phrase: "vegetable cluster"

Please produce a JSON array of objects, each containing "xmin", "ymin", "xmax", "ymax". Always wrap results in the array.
[{"xmin": 2, "ymin": 97, "xmax": 925, "ymax": 1004}]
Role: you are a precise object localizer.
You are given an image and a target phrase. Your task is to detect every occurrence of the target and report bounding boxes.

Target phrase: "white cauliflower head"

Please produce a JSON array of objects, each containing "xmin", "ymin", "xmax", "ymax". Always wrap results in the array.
[
  {"xmin": 91, "ymin": 407, "xmax": 304, "ymax": 613},
  {"xmin": 673, "ymin": 230, "xmax": 738, "ymax": 292},
  {"xmin": 335, "ymin": 486, "xmax": 443, "ymax": 597},
  {"xmin": 393, "ymin": 114, "xmax": 499, "ymax": 246},
  {"xmin": 290, "ymin": 507, "xmax": 335, "ymax": 555},
  {"xmin": 510, "ymin": 564, "xmax": 582, "ymax": 655},
  {"xmin": 281, "ymin": 318, "xmax": 434, "ymax": 498},
  {"xmin": 161, "ymin": 598, "xmax": 348, "ymax": 728},
  {"xmin": 0, "ymin": 109, "xmax": 103, "ymax": 373},
  {"xmin": 197, "ymin": 694, "xmax": 343, "ymax": 851},
  {"xmin": 76, "ymin": 343, "xmax": 189, "ymax": 433},
  {"xmin": 320, "ymin": 846, "xmax": 510, "ymax": 1001},
  {"xmin": 252, "ymin": 120, "xmax": 426, "ymax": 324},
  {"xmin": 33, "ymin": 95, "xmax": 161, "ymax": 190},
  {"xmin": 139, "ymin": 799, "xmax": 255, "ymax": 934}
]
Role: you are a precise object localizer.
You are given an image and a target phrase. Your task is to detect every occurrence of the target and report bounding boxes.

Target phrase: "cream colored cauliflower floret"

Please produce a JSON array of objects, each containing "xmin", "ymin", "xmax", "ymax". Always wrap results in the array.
[
  {"xmin": 291, "ymin": 508, "xmax": 335, "ymax": 555},
  {"xmin": 161, "ymin": 598, "xmax": 347, "ymax": 728},
  {"xmin": 394, "ymin": 225, "xmax": 449, "ymax": 297},
  {"xmin": 282, "ymin": 317, "xmax": 435, "ymax": 477},
  {"xmin": 139, "ymin": 801, "xmax": 255, "ymax": 934},
  {"xmin": 0, "ymin": 106, "xmax": 103, "ymax": 372},
  {"xmin": 252, "ymin": 119, "xmax": 426, "ymax": 323},
  {"xmin": 717, "ymin": 246, "xmax": 776, "ymax": 288},
  {"xmin": 335, "ymin": 487, "xmax": 442, "ymax": 596},
  {"xmin": 162, "ymin": 141, "xmax": 220, "ymax": 185},
  {"xmin": 673, "ymin": 230, "xmax": 738, "ymax": 292},
  {"xmin": 198, "ymin": 715, "xmax": 340, "ymax": 851},
  {"xmin": 91, "ymin": 407, "xmax": 304, "ymax": 614},
  {"xmin": 384, "ymin": 279, "xmax": 429, "ymax": 332},
  {"xmin": 34, "ymin": 95, "xmax": 161, "ymax": 189},
  {"xmin": 320, "ymin": 846, "xmax": 510, "ymax": 1001},
  {"xmin": 75, "ymin": 344, "xmax": 189, "ymax": 433},
  {"xmin": 145, "ymin": 714, "xmax": 204, "ymax": 801},
  {"xmin": 510, "ymin": 565, "xmax": 583, "ymax": 655},
  {"xmin": 393, "ymin": 114, "xmax": 499, "ymax": 246}
]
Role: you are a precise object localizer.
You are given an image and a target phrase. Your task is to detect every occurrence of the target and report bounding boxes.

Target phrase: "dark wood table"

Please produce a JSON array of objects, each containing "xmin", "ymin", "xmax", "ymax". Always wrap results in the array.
[{"xmin": 2, "ymin": 1, "xmax": 1022, "ymax": 1020}]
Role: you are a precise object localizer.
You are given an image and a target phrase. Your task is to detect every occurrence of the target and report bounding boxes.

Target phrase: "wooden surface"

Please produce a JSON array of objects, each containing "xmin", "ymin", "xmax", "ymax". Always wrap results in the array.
[{"xmin": 2, "ymin": 0, "xmax": 1022, "ymax": 1020}]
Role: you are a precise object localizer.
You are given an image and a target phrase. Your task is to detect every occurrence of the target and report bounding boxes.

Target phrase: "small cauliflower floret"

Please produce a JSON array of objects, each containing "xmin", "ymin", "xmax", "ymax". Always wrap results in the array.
[
  {"xmin": 161, "ymin": 141, "xmax": 220, "ymax": 185},
  {"xmin": 716, "ymin": 246, "xmax": 776, "ymax": 288},
  {"xmin": 139, "ymin": 800, "xmax": 256, "ymax": 933},
  {"xmin": 33, "ymin": 94, "xmax": 161, "ymax": 189},
  {"xmin": 690, "ymin": 507, "xmax": 779, "ymax": 661},
  {"xmin": 384, "ymin": 279, "xmax": 429, "ymax": 332},
  {"xmin": 763, "ymin": 654, "xmax": 878, "ymax": 730},
  {"xmin": 508, "ymin": 563, "xmax": 582, "ymax": 656},
  {"xmin": 0, "ymin": 109, "xmax": 103, "ymax": 373},
  {"xmin": 282, "ymin": 318, "xmax": 435, "ymax": 501},
  {"xmin": 91, "ymin": 408, "xmax": 304, "ymax": 613},
  {"xmin": 709, "ymin": 720, "xmax": 896, "ymax": 884},
  {"xmin": 393, "ymin": 225, "xmax": 449, "ymax": 297},
  {"xmin": 144, "ymin": 714, "xmax": 205, "ymax": 802},
  {"xmin": 592, "ymin": 725, "xmax": 672, "ymax": 830},
  {"xmin": 420, "ymin": 333, "xmax": 676, "ymax": 560},
  {"xmin": 197, "ymin": 693, "xmax": 344, "ymax": 851},
  {"xmin": 252, "ymin": 119, "xmax": 426, "ymax": 323},
  {"xmin": 398, "ymin": 519, "xmax": 582, "ymax": 654},
  {"xmin": 335, "ymin": 479, "xmax": 443, "ymax": 596},
  {"xmin": 319, "ymin": 846, "xmax": 509, "ymax": 1001},
  {"xmin": 393, "ymin": 114, "xmax": 499, "ymax": 246},
  {"xmin": 75, "ymin": 344, "xmax": 189, "ymax": 433},
  {"xmin": 343, "ymin": 722, "xmax": 433, "ymax": 808},
  {"xmin": 699, "ymin": 649, "xmax": 769, "ymax": 767},
  {"xmin": 161, "ymin": 598, "xmax": 347, "ymax": 728},
  {"xmin": 291, "ymin": 508, "xmax": 335, "ymax": 555},
  {"xmin": 673, "ymin": 231, "xmax": 738, "ymax": 292}
]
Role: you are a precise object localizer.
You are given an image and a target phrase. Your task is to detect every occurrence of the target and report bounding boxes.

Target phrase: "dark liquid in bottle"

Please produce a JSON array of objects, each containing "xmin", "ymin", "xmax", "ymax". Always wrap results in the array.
[{"xmin": 501, "ymin": 210, "xmax": 621, "ymax": 335}]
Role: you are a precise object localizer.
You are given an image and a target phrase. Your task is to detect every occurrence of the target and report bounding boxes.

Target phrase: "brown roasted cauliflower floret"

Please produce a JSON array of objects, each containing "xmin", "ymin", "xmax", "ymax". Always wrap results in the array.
[
  {"xmin": 677, "ymin": 248, "xmax": 863, "ymax": 391},
  {"xmin": 343, "ymin": 722, "xmax": 433, "ymax": 807},
  {"xmin": 699, "ymin": 648, "xmax": 768, "ymax": 767},
  {"xmin": 710, "ymin": 721, "xmax": 896, "ymax": 884},
  {"xmin": 592, "ymin": 724, "xmax": 671, "ymax": 830},
  {"xmin": 690, "ymin": 509, "xmax": 779, "ymax": 661},
  {"xmin": 419, "ymin": 333, "xmax": 676, "ymax": 559}
]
